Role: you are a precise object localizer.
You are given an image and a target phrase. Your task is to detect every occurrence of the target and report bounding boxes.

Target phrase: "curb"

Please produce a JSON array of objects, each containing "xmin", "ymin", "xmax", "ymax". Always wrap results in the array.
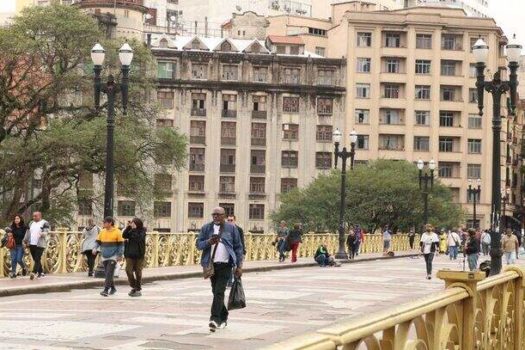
[{"xmin": 0, "ymin": 253, "xmax": 418, "ymax": 297}]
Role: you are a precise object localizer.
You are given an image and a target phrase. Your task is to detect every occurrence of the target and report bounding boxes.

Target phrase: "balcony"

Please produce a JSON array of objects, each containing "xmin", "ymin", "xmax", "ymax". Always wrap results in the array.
[
  {"xmin": 222, "ymin": 110, "xmax": 237, "ymax": 118},
  {"xmin": 251, "ymin": 138, "xmax": 266, "ymax": 147},
  {"xmin": 191, "ymin": 108, "xmax": 206, "ymax": 117},
  {"xmin": 220, "ymin": 164, "xmax": 236, "ymax": 173},
  {"xmin": 221, "ymin": 137, "xmax": 236, "ymax": 146},
  {"xmin": 190, "ymin": 136, "xmax": 205, "ymax": 145},
  {"xmin": 189, "ymin": 164, "xmax": 204, "ymax": 172},
  {"xmin": 252, "ymin": 110, "xmax": 267, "ymax": 119},
  {"xmin": 251, "ymin": 165, "xmax": 266, "ymax": 174}
]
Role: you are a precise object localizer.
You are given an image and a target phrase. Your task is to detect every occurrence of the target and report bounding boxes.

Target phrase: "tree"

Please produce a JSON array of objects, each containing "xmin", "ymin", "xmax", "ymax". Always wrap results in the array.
[
  {"xmin": 0, "ymin": 4, "xmax": 187, "ymax": 225},
  {"xmin": 271, "ymin": 160, "xmax": 464, "ymax": 233}
]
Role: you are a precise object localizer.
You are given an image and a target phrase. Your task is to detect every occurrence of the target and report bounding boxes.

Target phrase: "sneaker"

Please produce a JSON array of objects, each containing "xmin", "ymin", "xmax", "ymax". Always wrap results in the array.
[
  {"xmin": 131, "ymin": 291, "xmax": 142, "ymax": 297},
  {"xmin": 209, "ymin": 320, "xmax": 218, "ymax": 332},
  {"xmin": 100, "ymin": 290, "xmax": 109, "ymax": 297},
  {"xmin": 37, "ymin": 273, "xmax": 45, "ymax": 278},
  {"xmin": 88, "ymin": 272, "xmax": 93, "ymax": 277},
  {"xmin": 29, "ymin": 273, "xmax": 35, "ymax": 280},
  {"xmin": 22, "ymin": 268, "xmax": 28, "ymax": 276},
  {"xmin": 128, "ymin": 289, "xmax": 136, "ymax": 297},
  {"xmin": 9, "ymin": 273, "xmax": 16, "ymax": 279},
  {"xmin": 219, "ymin": 321, "xmax": 227, "ymax": 329},
  {"xmin": 109, "ymin": 287, "xmax": 117, "ymax": 295},
  {"xmin": 426, "ymin": 275, "xmax": 432, "ymax": 280}
]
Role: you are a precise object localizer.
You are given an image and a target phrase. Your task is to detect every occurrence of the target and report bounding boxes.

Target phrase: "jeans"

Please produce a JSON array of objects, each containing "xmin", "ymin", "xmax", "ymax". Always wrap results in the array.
[
  {"xmin": 468, "ymin": 254, "xmax": 479, "ymax": 271},
  {"xmin": 448, "ymin": 246, "xmax": 458, "ymax": 260},
  {"xmin": 482, "ymin": 243, "xmax": 490, "ymax": 256},
  {"xmin": 409, "ymin": 236, "xmax": 415, "ymax": 249},
  {"xmin": 210, "ymin": 262, "xmax": 231, "ymax": 324},
  {"xmin": 278, "ymin": 239, "xmax": 286, "ymax": 261},
  {"xmin": 84, "ymin": 250, "xmax": 97, "ymax": 274},
  {"xmin": 383, "ymin": 240, "xmax": 391, "ymax": 251},
  {"xmin": 315, "ymin": 254, "xmax": 328, "ymax": 266},
  {"xmin": 103, "ymin": 260, "xmax": 117, "ymax": 290},
  {"xmin": 125, "ymin": 258, "xmax": 144, "ymax": 291},
  {"xmin": 29, "ymin": 245, "xmax": 44, "ymax": 275},
  {"xmin": 10, "ymin": 245, "xmax": 26, "ymax": 274},
  {"xmin": 291, "ymin": 242, "xmax": 300, "ymax": 262},
  {"xmin": 423, "ymin": 253, "xmax": 434, "ymax": 275},
  {"xmin": 505, "ymin": 251, "xmax": 517, "ymax": 265}
]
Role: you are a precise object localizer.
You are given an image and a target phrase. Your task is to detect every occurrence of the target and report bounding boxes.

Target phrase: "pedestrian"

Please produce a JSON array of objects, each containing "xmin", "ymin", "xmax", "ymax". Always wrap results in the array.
[
  {"xmin": 408, "ymin": 229, "xmax": 416, "ymax": 250},
  {"xmin": 447, "ymin": 228, "xmax": 461, "ymax": 260},
  {"xmin": 23, "ymin": 211, "xmax": 50, "ymax": 280},
  {"xmin": 123, "ymin": 218, "xmax": 146, "ymax": 297},
  {"xmin": 480, "ymin": 230, "xmax": 491, "ymax": 256},
  {"xmin": 382, "ymin": 225, "xmax": 392, "ymax": 254},
  {"xmin": 196, "ymin": 207, "xmax": 243, "ymax": 332},
  {"xmin": 513, "ymin": 229, "xmax": 522, "ymax": 249},
  {"xmin": 92, "ymin": 217, "xmax": 124, "ymax": 297},
  {"xmin": 7, "ymin": 215, "xmax": 28, "ymax": 278},
  {"xmin": 226, "ymin": 215, "xmax": 245, "ymax": 287},
  {"xmin": 354, "ymin": 225, "xmax": 362, "ymax": 256},
  {"xmin": 465, "ymin": 228, "xmax": 480, "ymax": 271},
  {"xmin": 314, "ymin": 244, "xmax": 330, "ymax": 267},
  {"xmin": 502, "ymin": 228, "xmax": 519, "ymax": 265},
  {"xmin": 81, "ymin": 219, "xmax": 100, "ymax": 277},
  {"xmin": 346, "ymin": 229, "xmax": 358, "ymax": 259},
  {"xmin": 358, "ymin": 228, "xmax": 366, "ymax": 254},
  {"xmin": 420, "ymin": 224, "xmax": 439, "ymax": 280},
  {"xmin": 275, "ymin": 221, "xmax": 289, "ymax": 262},
  {"xmin": 439, "ymin": 229, "xmax": 448, "ymax": 254},
  {"xmin": 286, "ymin": 224, "xmax": 303, "ymax": 263}
]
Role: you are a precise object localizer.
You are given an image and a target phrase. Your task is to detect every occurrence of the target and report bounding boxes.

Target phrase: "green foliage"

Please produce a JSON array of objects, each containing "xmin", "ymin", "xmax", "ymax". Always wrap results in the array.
[
  {"xmin": 272, "ymin": 160, "xmax": 464, "ymax": 233},
  {"xmin": 0, "ymin": 4, "xmax": 187, "ymax": 225}
]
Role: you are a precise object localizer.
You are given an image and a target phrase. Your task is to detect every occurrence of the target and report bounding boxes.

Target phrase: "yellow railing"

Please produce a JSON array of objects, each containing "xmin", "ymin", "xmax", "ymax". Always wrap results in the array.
[
  {"xmin": 264, "ymin": 267, "xmax": 525, "ymax": 350},
  {"xmin": 0, "ymin": 231, "xmax": 415, "ymax": 277}
]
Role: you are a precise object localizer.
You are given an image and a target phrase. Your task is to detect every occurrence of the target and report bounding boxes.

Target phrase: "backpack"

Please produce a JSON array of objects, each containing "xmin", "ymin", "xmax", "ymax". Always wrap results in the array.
[{"xmin": 482, "ymin": 233, "xmax": 491, "ymax": 245}]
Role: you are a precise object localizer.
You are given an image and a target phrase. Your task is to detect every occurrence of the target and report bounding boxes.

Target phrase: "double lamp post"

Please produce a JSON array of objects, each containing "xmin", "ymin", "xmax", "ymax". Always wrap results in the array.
[
  {"xmin": 417, "ymin": 159, "xmax": 435, "ymax": 230},
  {"xmin": 91, "ymin": 43, "xmax": 134, "ymax": 218},
  {"xmin": 472, "ymin": 34, "xmax": 521, "ymax": 275},
  {"xmin": 333, "ymin": 129, "xmax": 357, "ymax": 259},
  {"xmin": 467, "ymin": 179, "xmax": 481, "ymax": 229}
]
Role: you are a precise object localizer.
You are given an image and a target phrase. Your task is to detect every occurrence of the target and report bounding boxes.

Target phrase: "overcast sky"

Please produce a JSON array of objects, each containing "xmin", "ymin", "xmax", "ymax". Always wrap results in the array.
[{"xmin": 0, "ymin": 0, "xmax": 15, "ymax": 13}]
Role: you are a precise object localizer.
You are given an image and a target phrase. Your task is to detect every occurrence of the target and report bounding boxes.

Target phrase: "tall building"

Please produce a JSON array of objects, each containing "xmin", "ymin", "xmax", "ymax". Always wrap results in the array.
[{"xmin": 408, "ymin": 0, "xmax": 490, "ymax": 18}]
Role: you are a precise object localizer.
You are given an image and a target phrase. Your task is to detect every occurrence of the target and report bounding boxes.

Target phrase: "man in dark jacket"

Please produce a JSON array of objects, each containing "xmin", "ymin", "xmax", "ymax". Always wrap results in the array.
[
  {"xmin": 465, "ymin": 228, "xmax": 480, "ymax": 272},
  {"xmin": 227, "ymin": 215, "xmax": 245, "ymax": 287},
  {"xmin": 123, "ymin": 218, "xmax": 146, "ymax": 297}
]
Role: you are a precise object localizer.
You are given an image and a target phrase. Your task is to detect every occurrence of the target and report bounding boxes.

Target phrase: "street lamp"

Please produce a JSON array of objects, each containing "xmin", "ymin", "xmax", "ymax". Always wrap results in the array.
[
  {"xmin": 417, "ymin": 159, "xmax": 435, "ymax": 230},
  {"xmin": 333, "ymin": 129, "xmax": 358, "ymax": 259},
  {"xmin": 468, "ymin": 179, "xmax": 481, "ymax": 229},
  {"xmin": 92, "ymin": 43, "xmax": 134, "ymax": 218},
  {"xmin": 473, "ymin": 34, "xmax": 521, "ymax": 275}
]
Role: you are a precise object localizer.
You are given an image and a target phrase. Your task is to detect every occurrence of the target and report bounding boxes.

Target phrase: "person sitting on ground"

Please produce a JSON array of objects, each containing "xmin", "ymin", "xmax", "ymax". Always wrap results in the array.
[{"xmin": 314, "ymin": 244, "xmax": 330, "ymax": 267}]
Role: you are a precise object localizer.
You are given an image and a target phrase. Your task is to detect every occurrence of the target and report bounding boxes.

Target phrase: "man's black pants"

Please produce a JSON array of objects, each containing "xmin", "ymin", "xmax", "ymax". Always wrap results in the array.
[
  {"xmin": 29, "ymin": 245, "xmax": 44, "ymax": 275},
  {"xmin": 210, "ymin": 262, "xmax": 232, "ymax": 324}
]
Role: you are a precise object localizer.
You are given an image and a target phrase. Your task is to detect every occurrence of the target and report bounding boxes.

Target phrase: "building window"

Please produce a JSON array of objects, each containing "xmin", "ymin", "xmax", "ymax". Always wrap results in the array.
[
  {"xmin": 415, "ymin": 60, "xmax": 431, "ymax": 74},
  {"xmin": 154, "ymin": 174, "xmax": 172, "ymax": 193},
  {"xmin": 385, "ymin": 58, "xmax": 400, "ymax": 73},
  {"xmin": 467, "ymin": 164, "xmax": 481, "ymax": 179},
  {"xmin": 250, "ymin": 177, "xmax": 265, "ymax": 193},
  {"xmin": 384, "ymin": 32, "xmax": 401, "ymax": 48},
  {"xmin": 188, "ymin": 202, "xmax": 204, "ymax": 218},
  {"xmin": 117, "ymin": 201, "xmax": 136, "ymax": 217},
  {"xmin": 357, "ymin": 57, "xmax": 371, "ymax": 73},
  {"xmin": 251, "ymin": 123, "xmax": 266, "ymax": 146},
  {"xmin": 309, "ymin": 27, "xmax": 327, "ymax": 36},
  {"xmin": 157, "ymin": 62, "xmax": 175, "ymax": 79},
  {"xmin": 356, "ymin": 135, "xmax": 369, "ymax": 150},
  {"xmin": 156, "ymin": 119, "xmax": 174, "ymax": 128},
  {"xmin": 157, "ymin": 91, "xmax": 174, "ymax": 109},
  {"xmin": 78, "ymin": 199, "xmax": 92, "ymax": 216},
  {"xmin": 439, "ymin": 137, "xmax": 454, "ymax": 152},
  {"xmin": 356, "ymin": 83, "xmax": 370, "ymax": 98},
  {"xmin": 380, "ymin": 109, "xmax": 402, "ymax": 125},
  {"xmin": 188, "ymin": 175, "xmax": 205, "ymax": 192},
  {"xmin": 253, "ymin": 67, "xmax": 268, "ymax": 82},
  {"xmin": 282, "ymin": 123, "xmax": 299, "ymax": 141},
  {"xmin": 190, "ymin": 120, "xmax": 206, "ymax": 144},
  {"xmin": 438, "ymin": 162, "xmax": 454, "ymax": 178},
  {"xmin": 414, "ymin": 136, "xmax": 430, "ymax": 151},
  {"xmin": 154, "ymin": 202, "xmax": 171, "ymax": 218},
  {"xmin": 469, "ymin": 64, "xmax": 477, "ymax": 78},
  {"xmin": 315, "ymin": 47, "xmax": 325, "ymax": 57},
  {"xmin": 357, "ymin": 32, "xmax": 372, "ymax": 47},
  {"xmin": 283, "ymin": 67, "xmax": 301, "ymax": 84},
  {"xmin": 317, "ymin": 98, "xmax": 333, "ymax": 115},
  {"xmin": 415, "ymin": 111, "xmax": 430, "ymax": 126},
  {"xmin": 415, "ymin": 85, "xmax": 431, "ymax": 100},
  {"xmin": 439, "ymin": 111, "xmax": 455, "ymax": 127},
  {"xmin": 191, "ymin": 93, "xmax": 206, "ymax": 114},
  {"xmin": 222, "ymin": 94, "xmax": 237, "ymax": 112},
  {"xmin": 249, "ymin": 204, "xmax": 265, "ymax": 220},
  {"xmin": 253, "ymin": 95, "xmax": 267, "ymax": 113},
  {"xmin": 318, "ymin": 69, "xmax": 335, "ymax": 85},
  {"xmin": 416, "ymin": 34, "xmax": 432, "ymax": 49},
  {"xmin": 219, "ymin": 176, "xmax": 235, "ymax": 193},
  {"xmin": 220, "ymin": 149, "xmax": 236, "ymax": 172},
  {"xmin": 379, "ymin": 134, "xmax": 404, "ymax": 151},
  {"xmin": 283, "ymin": 96, "xmax": 299, "ymax": 113},
  {"xmin": 315, "ymin": 152, "xmax": 332, "ymax": 169},
  {"xmin": 281, "ymin": 178, "xmax": 298, "ymax": 193},
  {"xmin": 355, "ymin": 109, "xmax": 370, "ymax": 124},
  {"xmin": 468, "ymin": 139, "xmax": 482, "ymax": 154},
  {"xmin": 468, "ymin": 114, "xmax": 482, "ymax": 129},
  {"xmin": 222, "ymin": 64, "xmax": 238, "ymax": 81},
  {"xmin": 220, "ymin": 122, "xmax": 236, "ymax": 146},
  {"xmin": 469, "ymin": 88, "xmax": 478, "ymax": 103},
  {"xmin": 220, "ymin": 203, "xmax": 235, "ymax": 217},
  {"xmin": 282, "ymin": 151, "xmax": 298, "ymax": 168},
  {"xmin": 383, "ymin": 84, "xmax": 400, "ymax": 99},
  {"xmin": 189, "ymin": 148, "xmax": 205, "ymax": 171},
  {"xmin": 251, "ymin": 150, "xmax": 266, "ymax": 173},
  {"xmin": 191, "ymin": 63, "xmax": 207, "ymax": 79},
  {"xmin": 441, "ymin": 86, "xmax": 458, "ymax": 101},
  {"xmin": 441, "ymin": 34, "xmax": 462, "ymax": 50},
  {"xmin": 440, "ymin": 60, "xmax": 457, "ymax": 76},
  {"xmin": 316, "ymin": 125, "xmax": 333, "ymax": 142}
]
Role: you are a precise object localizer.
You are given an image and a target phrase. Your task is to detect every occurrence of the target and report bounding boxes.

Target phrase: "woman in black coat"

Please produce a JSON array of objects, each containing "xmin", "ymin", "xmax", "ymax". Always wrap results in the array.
[{"xmin": 123, "ymin": 218, "xmax": 146, "ymax": 297}]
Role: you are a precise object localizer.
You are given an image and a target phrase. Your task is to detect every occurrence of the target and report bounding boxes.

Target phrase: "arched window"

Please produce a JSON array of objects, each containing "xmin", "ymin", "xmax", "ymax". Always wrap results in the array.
[
  {"xmin": 159, "ymin": 38, "xmax": 168, "ymax": 48},
  {"xmin": 221, "ymin": 41, "xmax": 232, "ymax": 52}
]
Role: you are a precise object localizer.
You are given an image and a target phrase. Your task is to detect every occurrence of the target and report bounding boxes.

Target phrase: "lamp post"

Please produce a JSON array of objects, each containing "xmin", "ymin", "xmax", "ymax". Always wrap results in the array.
[
  {"xmin": 333, "ymin": 129, "xmax": 358, "ymax": 259},
  {"xmin": 468, "ymin": 179, "xmax": 481, "ymax": 229},
  {"xmin": 473, "ymin": 34, "xmax": 521, "ymax": 275},
  {"xmin": 91, "ymin": 43, "xmax": 134, "ymax": 218},
  {"xmin": 417, "ymin": 159, "xmax": 435, "ymax": 230}
]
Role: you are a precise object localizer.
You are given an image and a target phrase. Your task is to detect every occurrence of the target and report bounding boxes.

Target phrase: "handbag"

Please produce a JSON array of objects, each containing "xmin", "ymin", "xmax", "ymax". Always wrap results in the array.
[
  {"xmin": 228, "ymin": 277, "xmax": 246, "ymax": 310},
  {"xmin": 6, "ymin": 236, "xmax": 15, "ymax": 250},
  {"xmin": 203, "ymin": 226, "xmax": 223, "ymax": 279}
]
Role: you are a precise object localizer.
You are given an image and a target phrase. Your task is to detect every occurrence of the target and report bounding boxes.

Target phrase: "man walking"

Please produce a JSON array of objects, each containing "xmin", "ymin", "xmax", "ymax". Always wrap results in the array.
[
  {"xmin": 276, "ymin": 221, "xmax": 289, "ymax": 262},
  {"xmin": 382, "ymin": 225, "xmax": 392, "ymax": 254},
  {"xmin": 447, "ymin": 228, "xmax": 461, "ymax": 260},
  {"xmin": 23, "ymin": 211, "xmax": 50, "ymax": 280},
  {"xmin": 465, "ymin": 228, "xmax": 480, "ymax": 271},
  {"xmin": 480, "ymin": 230, "xmax": 491, "ymax": 256},
  {"xmin": 92, "ymin": 217, "xmax": 124, "ymax": 297},
  {"xmin": 502, "ymin": 228, "xmax": 519, "ymax": 265},
  {"xmin": 226, "ymin": 215, "xmax": 245, "ymax": 287},
  {"xmin": 197, "ymin": 207, "xmax": 243, "ymax": 332}
]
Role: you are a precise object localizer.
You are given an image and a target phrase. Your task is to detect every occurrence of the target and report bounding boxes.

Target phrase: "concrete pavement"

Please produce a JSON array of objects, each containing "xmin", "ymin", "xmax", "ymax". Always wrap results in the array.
[{"xmin": 0, "ymin": 253, "xmax": 518, "ymax": 349}]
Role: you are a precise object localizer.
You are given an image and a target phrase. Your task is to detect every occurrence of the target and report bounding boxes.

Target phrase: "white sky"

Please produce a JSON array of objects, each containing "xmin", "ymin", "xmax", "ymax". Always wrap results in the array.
[
  {"xmin": 488, "ymin": 0, "xmax": 525, "ymax": 46},
  {"xmin": 0, "ymin": 0, "xmax": 15, "ymax": 13}
]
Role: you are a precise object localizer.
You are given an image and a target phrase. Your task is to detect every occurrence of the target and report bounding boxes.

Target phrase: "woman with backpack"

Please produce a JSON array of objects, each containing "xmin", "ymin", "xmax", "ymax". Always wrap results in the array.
[
  {"xmin": 7, "ymin": 215, "xmax": 28, "ymax": 278},
  {"xmin": 123, "ymin": 218, "xmax": 147, "ymax": 297}
]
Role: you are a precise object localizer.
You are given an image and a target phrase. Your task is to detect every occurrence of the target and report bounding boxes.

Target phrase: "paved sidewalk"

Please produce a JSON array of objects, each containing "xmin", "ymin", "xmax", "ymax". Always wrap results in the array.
[{"xmin": 0, "ymin": 252, "xmax": 416, "ymax": 297}]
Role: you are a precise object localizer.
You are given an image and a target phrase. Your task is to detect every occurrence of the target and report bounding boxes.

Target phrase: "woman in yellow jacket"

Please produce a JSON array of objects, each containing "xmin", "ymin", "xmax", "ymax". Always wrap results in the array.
[{"xmin": 439, "ymin": 230, "xmax": 448, "ymax": 254}]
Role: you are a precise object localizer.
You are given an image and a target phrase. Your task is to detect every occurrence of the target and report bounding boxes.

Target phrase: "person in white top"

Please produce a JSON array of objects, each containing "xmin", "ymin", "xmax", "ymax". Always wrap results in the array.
[
  {"xmin": 420, "ymin": 224, "xmax": 440, "ymax": 280},
  {"xmin": 447, "ymin": 229, "xmax": 461, "ymax": 260},
  {"xmin": 23, "ymin": 211, "xmax": 50, "ymax": 280},
  {"xmin": 480, "ymin": 230, "xmax": 491, "ymax": 256}
]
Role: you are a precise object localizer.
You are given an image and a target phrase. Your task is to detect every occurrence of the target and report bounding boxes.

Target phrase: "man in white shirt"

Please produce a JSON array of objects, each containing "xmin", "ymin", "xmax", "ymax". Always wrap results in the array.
[
  {"xmin": 420, "ymin": 224, "xmax": 439, "ymax": 280},
  {"xmin": 447, "ymin": 229, "xmax": 461, "ymax": 260},
  {"xmin": 23, "ymin": 211, "xmax": 50, "ymax": 280}
]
